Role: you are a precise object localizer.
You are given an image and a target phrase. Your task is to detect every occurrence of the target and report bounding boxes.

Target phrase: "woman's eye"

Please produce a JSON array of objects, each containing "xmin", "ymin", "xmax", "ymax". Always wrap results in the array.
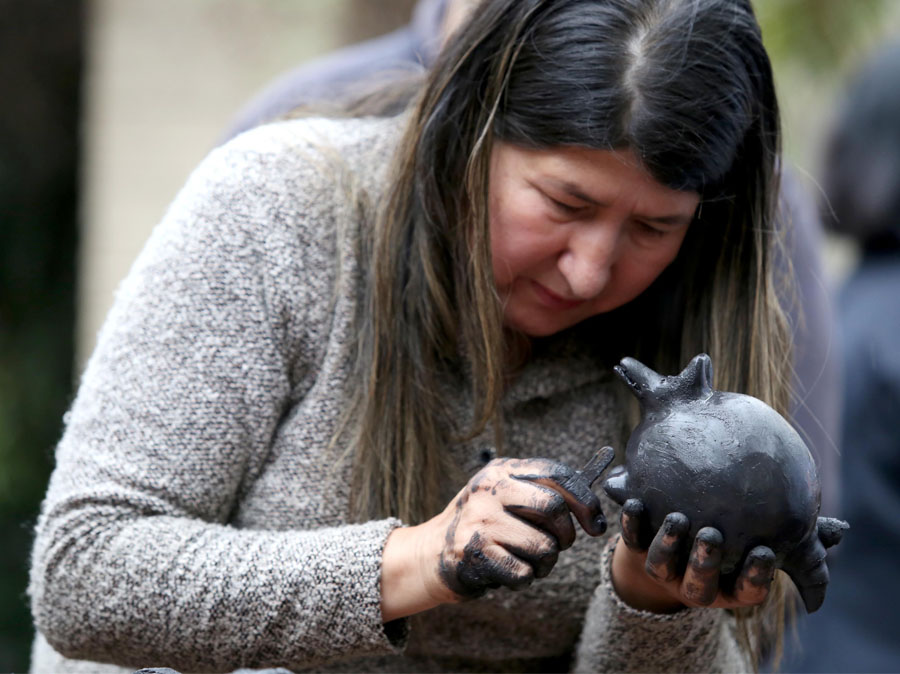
[
  {"xmin": 548, "ymin": 197, "xmax": 583, "ymax": 215},
  {"xmin": 635, "ymin": 221, "xmax": 667, "ymax": 238}
]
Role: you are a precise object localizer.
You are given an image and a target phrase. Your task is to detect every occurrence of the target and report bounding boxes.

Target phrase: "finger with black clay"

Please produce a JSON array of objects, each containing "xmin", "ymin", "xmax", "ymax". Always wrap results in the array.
[
  {"xmin": 620, "ymin": 498, "xmax": 650, "ymax": 550},
  {"xmin": 501, "ymin": 535, "xmax": 560, "ymax": 580},
  {"xmin": 505, "ymin": 491, "xmax": 577, "ymax": 551},
  {"xmin": 513, "ymin": 447, "xmax": 614, "ymax": 536},
  {"xmin": 681, "ymin": 527, "xmax": 724, "ymax": 606},
  {"xmin": 645, "ymin": 512, "xmax": 690, "ymax": 582},
  {"xmin": 732, "ymin": 545, "xmax": 776, "ymax": 605},
  {"xmin": 445, "ymin": 524, "xmax": 557, "ymax": 597}
]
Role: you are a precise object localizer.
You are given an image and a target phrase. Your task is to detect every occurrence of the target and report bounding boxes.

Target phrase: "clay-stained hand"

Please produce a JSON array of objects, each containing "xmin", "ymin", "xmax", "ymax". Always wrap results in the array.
[
  {"xmin": 425, "ymin": 449, "xmax": 614, "ymax": 602},
  {"xmin": 612, "ymin": 500, "xmax": 777, "ymax": 612}
]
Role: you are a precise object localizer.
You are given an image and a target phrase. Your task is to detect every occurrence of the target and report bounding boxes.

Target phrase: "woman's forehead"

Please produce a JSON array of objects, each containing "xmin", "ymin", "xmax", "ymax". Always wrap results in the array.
[{"xmin": 491, "ymin": 142, "xmax": 700, "ymax": 217}]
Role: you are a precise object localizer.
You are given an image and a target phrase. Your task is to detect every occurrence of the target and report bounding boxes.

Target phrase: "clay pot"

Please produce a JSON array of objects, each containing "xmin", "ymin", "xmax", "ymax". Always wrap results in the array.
[{"xmin": 602, "ymin": 353, "xmax": 847, "ymax": 612}]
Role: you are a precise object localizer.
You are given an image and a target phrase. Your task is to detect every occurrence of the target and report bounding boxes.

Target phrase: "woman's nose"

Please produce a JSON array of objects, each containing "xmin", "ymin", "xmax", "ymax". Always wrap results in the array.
[{"xmin": 558, "ymin": 223, "xmax": 623, "ymax": 299}]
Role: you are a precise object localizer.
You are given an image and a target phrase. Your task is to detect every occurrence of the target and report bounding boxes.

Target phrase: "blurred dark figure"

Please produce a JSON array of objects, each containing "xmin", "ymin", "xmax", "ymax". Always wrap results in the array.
[
  {"xmin": 782, "ymin": 41, "xmax": 900, "ymax": 674},
  {"xmin": 223, "ymin": 0, "xmax": 445, "ymax": 141},
  {"xmin": 0, "ymin": 1, "xmax": 83, "ymax": 671}
]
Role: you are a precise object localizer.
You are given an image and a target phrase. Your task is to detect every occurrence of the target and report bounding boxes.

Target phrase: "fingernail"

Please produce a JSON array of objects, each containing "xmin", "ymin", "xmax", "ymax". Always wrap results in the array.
[
  {"xmin": 696, "ymin": 527, "xmax": 723, "ymax": 549},
  {"xmin": 623, "ymin": 498, "xmax": 644, "ymax": 517},
  {"xmin": 663, "ymin": 513, "xmax": 689, "ymax": 536},
  {"xmin": 748, "ymin": 548, "xmax": 776, "ymax": 584}
]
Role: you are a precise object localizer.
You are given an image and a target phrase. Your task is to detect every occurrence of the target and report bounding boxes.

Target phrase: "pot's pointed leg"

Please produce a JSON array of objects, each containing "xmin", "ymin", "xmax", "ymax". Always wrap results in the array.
[
  {"xmin": 782, "ymin": 517, "xmax": 849, "ymax": 612},
  {"xmin": 782, "ymin": 528, "xmax": 830, "ymax": 613},
  {"xmin": 788, "ymin": 565, "xmax": 830, "ymax": 614},
  {"xmin": 817, "ymin": 517, "xmax": 849, "ymax": 548},
  {"xmin": 602, "ymin": 466, "xmax": 628, "ymax": 505}
]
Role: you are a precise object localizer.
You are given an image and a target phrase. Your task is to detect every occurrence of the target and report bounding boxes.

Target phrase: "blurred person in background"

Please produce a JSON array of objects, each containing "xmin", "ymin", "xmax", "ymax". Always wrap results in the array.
[
  {"xmin": 27, "ymin": 0, "xmax": 841, "ymax": 672},
  {"xmin": 782, "ymin": 40, "xmax": 900, "ymax": 674}
]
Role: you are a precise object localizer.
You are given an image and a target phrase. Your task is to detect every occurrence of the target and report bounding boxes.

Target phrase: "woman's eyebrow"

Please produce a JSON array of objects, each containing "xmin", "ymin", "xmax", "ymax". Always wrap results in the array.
[
  {"xmin": 549, "ymin": 179, "xmax": 603, "ymax": 206},
  {"xmin": 642, "ymin": 213, "xmax": 693, "ymax": 226},
  {"xmin": 548, "ymin": 179, "xmax": 693, "ymax": 226}
]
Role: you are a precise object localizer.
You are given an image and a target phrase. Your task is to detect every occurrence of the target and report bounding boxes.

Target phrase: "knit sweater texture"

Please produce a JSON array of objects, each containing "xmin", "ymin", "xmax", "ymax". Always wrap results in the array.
[{"xmin": 28, "ymin": 115, "xmax": 749, "ymax": 673}]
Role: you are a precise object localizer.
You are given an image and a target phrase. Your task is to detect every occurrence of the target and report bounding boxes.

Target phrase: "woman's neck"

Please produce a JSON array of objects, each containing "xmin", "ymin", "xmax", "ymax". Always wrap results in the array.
[{"xmin": 503, "ymin": 329, "xmax": 533, "ymax": 376}]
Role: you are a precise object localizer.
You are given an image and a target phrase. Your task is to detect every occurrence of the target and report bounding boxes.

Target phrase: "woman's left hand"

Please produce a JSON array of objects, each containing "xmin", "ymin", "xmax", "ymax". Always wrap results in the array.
[{"xmin": 610, "ymin": 499, "xmax": 776, "ymax": 613}]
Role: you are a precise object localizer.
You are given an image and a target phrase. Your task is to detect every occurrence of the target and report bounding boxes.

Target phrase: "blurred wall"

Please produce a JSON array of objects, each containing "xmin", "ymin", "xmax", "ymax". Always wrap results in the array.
[{"xmin": 79, "ymin": 0, "xmax": 416, "ymax": 366}]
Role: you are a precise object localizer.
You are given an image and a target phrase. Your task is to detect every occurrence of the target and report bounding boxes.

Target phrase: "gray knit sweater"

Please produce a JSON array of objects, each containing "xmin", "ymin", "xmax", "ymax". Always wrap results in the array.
[{"xmin": 29, "ymin": 116, "xmax": 749, "ymax": 673}]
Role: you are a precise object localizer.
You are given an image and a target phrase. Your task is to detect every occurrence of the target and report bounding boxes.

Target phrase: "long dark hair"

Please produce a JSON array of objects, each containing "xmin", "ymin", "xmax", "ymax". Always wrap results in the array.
[{"xmin": 343, "ymin": 0, "xmax": 789, "ymax": 664}]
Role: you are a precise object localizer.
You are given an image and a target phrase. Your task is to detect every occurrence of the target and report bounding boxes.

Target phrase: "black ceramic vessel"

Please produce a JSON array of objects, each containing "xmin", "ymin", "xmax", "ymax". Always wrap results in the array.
[{"xmin": 602, "ymin": 353, "xmax": 847, "ymax": 612}]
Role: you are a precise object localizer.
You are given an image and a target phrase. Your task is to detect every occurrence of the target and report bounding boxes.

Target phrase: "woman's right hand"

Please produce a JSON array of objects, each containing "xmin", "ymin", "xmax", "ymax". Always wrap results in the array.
[
  {"xmin": 381, "ymin": 450, "xmax": 614, "ymax": 622},
  {"xmin": 610, "ymin": 500, "xmax": 778, "ymax": 614}
]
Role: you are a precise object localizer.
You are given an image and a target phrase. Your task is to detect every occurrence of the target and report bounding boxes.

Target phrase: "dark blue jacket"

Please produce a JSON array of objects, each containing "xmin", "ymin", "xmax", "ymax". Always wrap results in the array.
[{"xmin": 784, "ymin": 252, "xmax": 900, "ymax": 673}]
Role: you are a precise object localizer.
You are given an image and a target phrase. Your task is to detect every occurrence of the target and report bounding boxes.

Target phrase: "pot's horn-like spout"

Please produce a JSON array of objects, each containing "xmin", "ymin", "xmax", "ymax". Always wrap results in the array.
[
  {"xmin": 679, "ymin": 353, "xmax": 714, "ymax": 401},
  {"xmin": 614, "ymin": 354, "xmax": 714, "ymax": 411},
  {"xmin": 614, "ymin": 357, "xmax": 665, "ymax": 411}
]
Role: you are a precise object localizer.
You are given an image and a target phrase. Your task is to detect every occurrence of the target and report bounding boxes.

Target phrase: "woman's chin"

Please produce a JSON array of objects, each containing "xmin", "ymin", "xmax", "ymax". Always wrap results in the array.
[{"xmin": 503, "ymin": 312, "xmax": 579, "ymax": 338}]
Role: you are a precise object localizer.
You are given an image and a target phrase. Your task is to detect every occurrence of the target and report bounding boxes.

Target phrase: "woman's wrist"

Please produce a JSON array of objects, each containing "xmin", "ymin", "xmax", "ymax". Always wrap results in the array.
[
  {"xmin": 380, "ymin": 522, "xmax": 452, "ymax": 622},
  {"xmin": 609, "ymin": 536, "xmax": 685, "ymax": 614}
]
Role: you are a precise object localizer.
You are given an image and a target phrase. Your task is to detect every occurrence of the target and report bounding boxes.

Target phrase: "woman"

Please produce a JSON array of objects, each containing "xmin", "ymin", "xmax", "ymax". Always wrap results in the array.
[{"xmin": 30, "ymin": 0, "xmax": 799, "ymax": 671}]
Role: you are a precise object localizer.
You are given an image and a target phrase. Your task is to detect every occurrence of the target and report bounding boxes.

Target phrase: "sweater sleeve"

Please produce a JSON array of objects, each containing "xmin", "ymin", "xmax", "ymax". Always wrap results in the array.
[
  {"xmin": 573, "ymin": 537, "xmax": 751, "ymax": 673},
  {"xmin": 28, "ymin": 123, "xmax": 407, "ymax": 672}
]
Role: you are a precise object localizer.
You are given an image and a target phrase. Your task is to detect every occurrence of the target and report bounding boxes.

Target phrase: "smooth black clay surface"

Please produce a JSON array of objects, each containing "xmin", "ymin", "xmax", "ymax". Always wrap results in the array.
[{"xmin": 602, "ymin": 354, "xmax": 848, "ymax": 612}]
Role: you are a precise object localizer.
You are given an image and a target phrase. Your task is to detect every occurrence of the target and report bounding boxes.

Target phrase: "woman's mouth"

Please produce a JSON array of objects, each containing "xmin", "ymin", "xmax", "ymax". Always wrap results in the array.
[{"xmin": 529, "ymin": 280, "xmax": 586, "ymax": 311}]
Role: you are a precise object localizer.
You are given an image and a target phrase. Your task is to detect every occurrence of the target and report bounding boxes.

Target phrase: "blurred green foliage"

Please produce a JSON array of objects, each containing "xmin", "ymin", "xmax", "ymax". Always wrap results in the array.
[
  {"xmin": 755, "ymin": 0, "xmax": 900, "ymax": 171},
  {"xmin": 756, "ymin": 0, "xmax": 893, "ymax": 74}
]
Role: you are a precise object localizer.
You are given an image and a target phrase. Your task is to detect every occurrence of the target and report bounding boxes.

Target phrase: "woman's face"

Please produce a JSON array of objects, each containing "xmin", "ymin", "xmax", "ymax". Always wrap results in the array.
[{"xmin": 488, "ymin": 142, "xmax": 700, "ymax": 337}]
